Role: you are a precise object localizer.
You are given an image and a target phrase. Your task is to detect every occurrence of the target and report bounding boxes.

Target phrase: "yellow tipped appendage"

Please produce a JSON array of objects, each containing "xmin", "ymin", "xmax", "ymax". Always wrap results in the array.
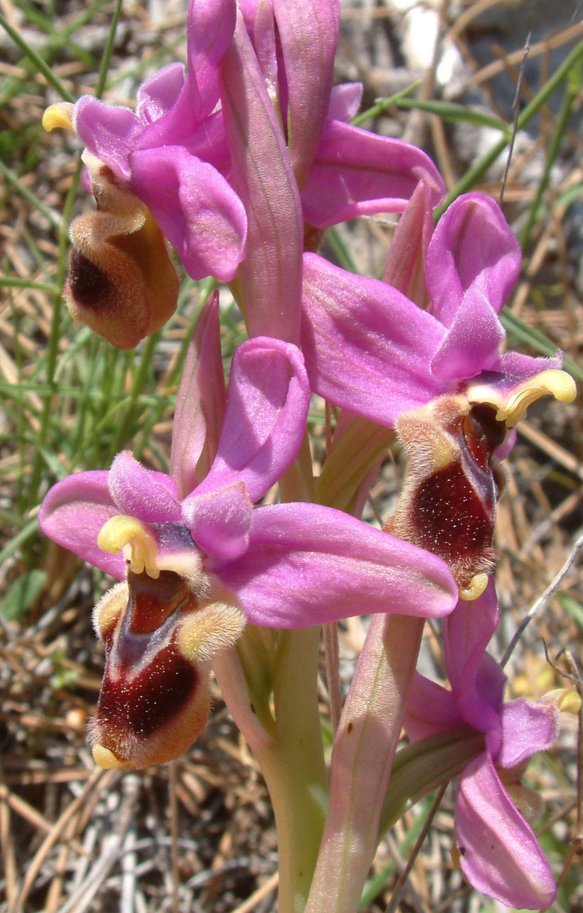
[
  {"xmin": 459, "ymin": 572, "xmax": 489, "ymax": 602},
  {"xmin": 97, "ymin": 515, "xmax": 160, "ymax": 578},
  {"xmin": 42, "ymin": 102, "xmax": 75, "ymax": 132},
  {"xmin": 544, "ymin": 688, "xmax": 582, "ymax": 715},
  {"xmin": 92, "ymin": 744, "xmax": 130, "ymax": 769},
  {"xmin": 470, "ymin": 369, "xmax": 576, "ymax": 429}
]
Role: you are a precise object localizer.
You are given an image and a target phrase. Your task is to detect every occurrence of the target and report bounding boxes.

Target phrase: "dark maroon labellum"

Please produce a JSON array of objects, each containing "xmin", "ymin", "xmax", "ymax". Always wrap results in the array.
[{"xmin": 392, "ymin": 400, "xmax": 507, "ymax": 591}]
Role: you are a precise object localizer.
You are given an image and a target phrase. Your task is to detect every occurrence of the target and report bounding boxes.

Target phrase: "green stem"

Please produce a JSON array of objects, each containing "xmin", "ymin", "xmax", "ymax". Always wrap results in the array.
[{"xmin": 259, "ymin": 629, "xmax": 328, "ymax": 913}]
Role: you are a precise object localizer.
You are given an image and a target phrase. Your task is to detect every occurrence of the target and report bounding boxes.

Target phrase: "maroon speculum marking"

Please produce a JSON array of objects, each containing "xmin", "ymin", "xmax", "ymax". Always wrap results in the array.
[
  {"xmin": 96, "ymin": 638, "xmax": 199, "ymax": 741},
  {"xmin": 407, "ymin": 403, "xmax": 507, "ymax": 587},
  {"xmin": 67, "ymin": 248, "xmax": 115, "ymax": 310}
]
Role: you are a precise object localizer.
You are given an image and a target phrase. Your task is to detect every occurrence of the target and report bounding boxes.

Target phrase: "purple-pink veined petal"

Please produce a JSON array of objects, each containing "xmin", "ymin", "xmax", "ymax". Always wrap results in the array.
[
  {"xmin": 170, "ymin": 292, "xmax": 226, "ymax": 499},
  {"xmin": 183, "ymin": 482, "xmax": 253, "ymax": 561},
  {"xmin": 219, "ymin": 10, "xmax": 303, "ymax": 341},
  {"xmin": 194, "ymin": 338, "xmax": 310, "ymax": 503},
  {"xmin": 456, "ymin": 753, "xmax": 556, "ymax": 909},
  {"xmin": 130, "ymin": 145, "xmax": 247, "ymax": 281},
  {"xmin": 328, "ymin": 83, "xmax": 363, "ymax": 122},
  {"xmin": 108, "ymin": 452, "xmax": 181, "ymax": 523},
  {"xmin": 404, "ymin": 673, "xmax": 463, "ymax": 741},
  {"xmin": 273, "ymin": 0, "xmax": 340, "ymax": 182},
  {"xmin": 426, "ymin": 193, "xmax": 521, "ymax": 327},
  {"xmin": 302, "ymin": 119, "xmax": 445, "ymax": 228},
  {"xmin": 186, "ymin": 0, "xmax": 237, "ymax": 119},
  {"xmin": 39, "ymin": 472, "xmax": 125, "ymax": 579},
  {"xmin": 74, "ymin": 97, "xmax": 142, "ymax": 182},
  {"xmin": 301, "ymin": 253, "xmax": 445, "ymax": 425},
  {"xmin": 136, "ymin": 63, "xmax": 186, "ymax": 123},
  {"xmin": 213, "ymin": 502, "xmax": 458, "ymax": 628},
  {"xmin": 495, "ymin": 699, "xmax": 559, "ymax": 769}
]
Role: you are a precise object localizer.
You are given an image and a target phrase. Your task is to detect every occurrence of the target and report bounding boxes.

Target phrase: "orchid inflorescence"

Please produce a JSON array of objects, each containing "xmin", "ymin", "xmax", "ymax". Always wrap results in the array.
[{"xmin": 38, "ymin": 2, "xmax": 577, "ymax": 911}]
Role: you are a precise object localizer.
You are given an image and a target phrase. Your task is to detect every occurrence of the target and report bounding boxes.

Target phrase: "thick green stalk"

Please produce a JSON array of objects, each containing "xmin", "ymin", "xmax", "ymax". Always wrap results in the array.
[{"xmin": 260, "ymin": 629, "xmax": 328, "ymax": 913}]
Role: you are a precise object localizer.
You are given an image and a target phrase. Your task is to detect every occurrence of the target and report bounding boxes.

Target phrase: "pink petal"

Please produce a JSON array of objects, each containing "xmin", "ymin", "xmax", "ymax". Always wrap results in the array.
[
  {"xmin": 383, "ymin": 178, "xmax": 434, "ymax": 301},
  {"xmin": 443, "ymin": 583, "xmax": 500, "ymax": 697},
  {"xmin": 170, "ymin": 293, "xmax": 226, "ymax": 499},
  {"xmin": 136, "ymin": 63, "xmax": 186, "ymax": 123},
  {"xmin": 443, "ymin": 585, "xmax": 504, "ymax": 736},
  {"xmin": 74, "ymin": 97, "xmax": 141, "ymax": 182},
  {"xmin": 39, "ymin": 472, "xmax": 125, "ymax": 579},
  {"xmin": 328, "ymin": 83, "xmax": 363, "ymax": 122},
  {"xmin": 301, "ymin": 253, "xmax": 445, "ymax": 425},
  {"xmin": 426, "ymin": 194, "xmax": 521, "ymax": 382},
  {"xmin": 219, "ymin": 10, "xmax": 303, "ymax": 341},
  {"xmin": 186, "ymin": 0, "xmax": 237, "ymax": 119},
  {"xmin": 303, "ymin": 120, "xmax": 445, "ymax": 228},
  {"xmin": 214, "ymin": 503, "xmax": 458, "ymax": 628},
  {"xmin": 456, "ymin": 753, "xmax": 556, "ymax": 909},
  {"xmin": 427, "ymin": 193, "xmax": 521, "ymax": 326},
  {"xmin": 195, "ymin": 337, "xmax": 310, "ymax": 503},
  {"xmin": 130, "ymin": 146, "xmax": 247, "ymax": 281},
  {"xmin": 183, "ymin": 483, "xmax": 253, "ymax": 561},
  {"xmin": 108, "ymin": 452, "xmax": 181, "ymax": 523},
  {"xmin": 273, "ymin": 0, "xmax": 340, "ymax": 181},
  {"xmin": 496, "ymin": 699, "xmax": 559, "ymax": 769},
  {"xmin": 404, "ymin": 673, "xmax": 463, "ymax": 741},
  {"xmin": 429, "ymin": 293, "xmax": 505, "ymax": 383}
]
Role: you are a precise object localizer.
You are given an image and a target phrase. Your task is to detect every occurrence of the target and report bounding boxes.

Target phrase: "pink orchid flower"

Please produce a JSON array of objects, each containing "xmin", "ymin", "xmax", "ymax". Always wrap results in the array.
[
  {"xmin": 302, "ymin": 192, "xmax": 575, "ymax": 596},
  {"xmin": 40, "ymin": 298, "xmax": 457, "ymax": 767},
  {"xmin": 404, "ymin": 582, "xmax": 558, "ymax": 909},
  {"xmin": 301, "ymin": 191, "xmax": 572, "ymax": 425}
]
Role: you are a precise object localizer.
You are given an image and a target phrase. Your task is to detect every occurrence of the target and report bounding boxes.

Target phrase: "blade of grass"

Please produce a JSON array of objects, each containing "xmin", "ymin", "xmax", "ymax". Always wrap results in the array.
[
  {"xmin": 396, "ymin": 97, "xmax": 507, "ymax": 132},
  {"xmin": 519, "ymin": 57, "xmax": 582, "ymax": 249}
]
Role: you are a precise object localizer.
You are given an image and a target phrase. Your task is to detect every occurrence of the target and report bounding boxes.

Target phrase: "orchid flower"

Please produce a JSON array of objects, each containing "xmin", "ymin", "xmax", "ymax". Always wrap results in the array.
[
  {"xmin": 404, "ymin": 582, "xmax": 559, "ymax": 909},
  {"xmin": 43, "ymin": 0, "xmax": 247, "ymax": 347},
  {"xmin": 40, "ymin": 298, "xmax": 457, "ymax": 768},
  {"xmin": 301, "ymin": 192, "xmax": 576, "ymax": 595}
]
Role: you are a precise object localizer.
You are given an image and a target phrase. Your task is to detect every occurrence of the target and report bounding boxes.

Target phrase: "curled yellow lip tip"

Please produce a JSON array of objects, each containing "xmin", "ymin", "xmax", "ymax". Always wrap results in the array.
[
  {"xmin": 92, "ymin": 744, "xmax": 129, "ymax": 769},
  {"xmin": 497, "ymin": 369, "xmax": 577, "ymax": 428},
  {"xmin": 42, "ymin": 102, "xmax": 75, "ymax": 132},
  {"xmin": 459, "ymin": 572, "xmax": 489, "ymax": 602},
  {"xmin": 97, "ymin": 515, "xmax": 160, "ymax": 578},
  {"xmin": 470, "ymin": 369, "xmax": 577, "ymax": 429}
]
